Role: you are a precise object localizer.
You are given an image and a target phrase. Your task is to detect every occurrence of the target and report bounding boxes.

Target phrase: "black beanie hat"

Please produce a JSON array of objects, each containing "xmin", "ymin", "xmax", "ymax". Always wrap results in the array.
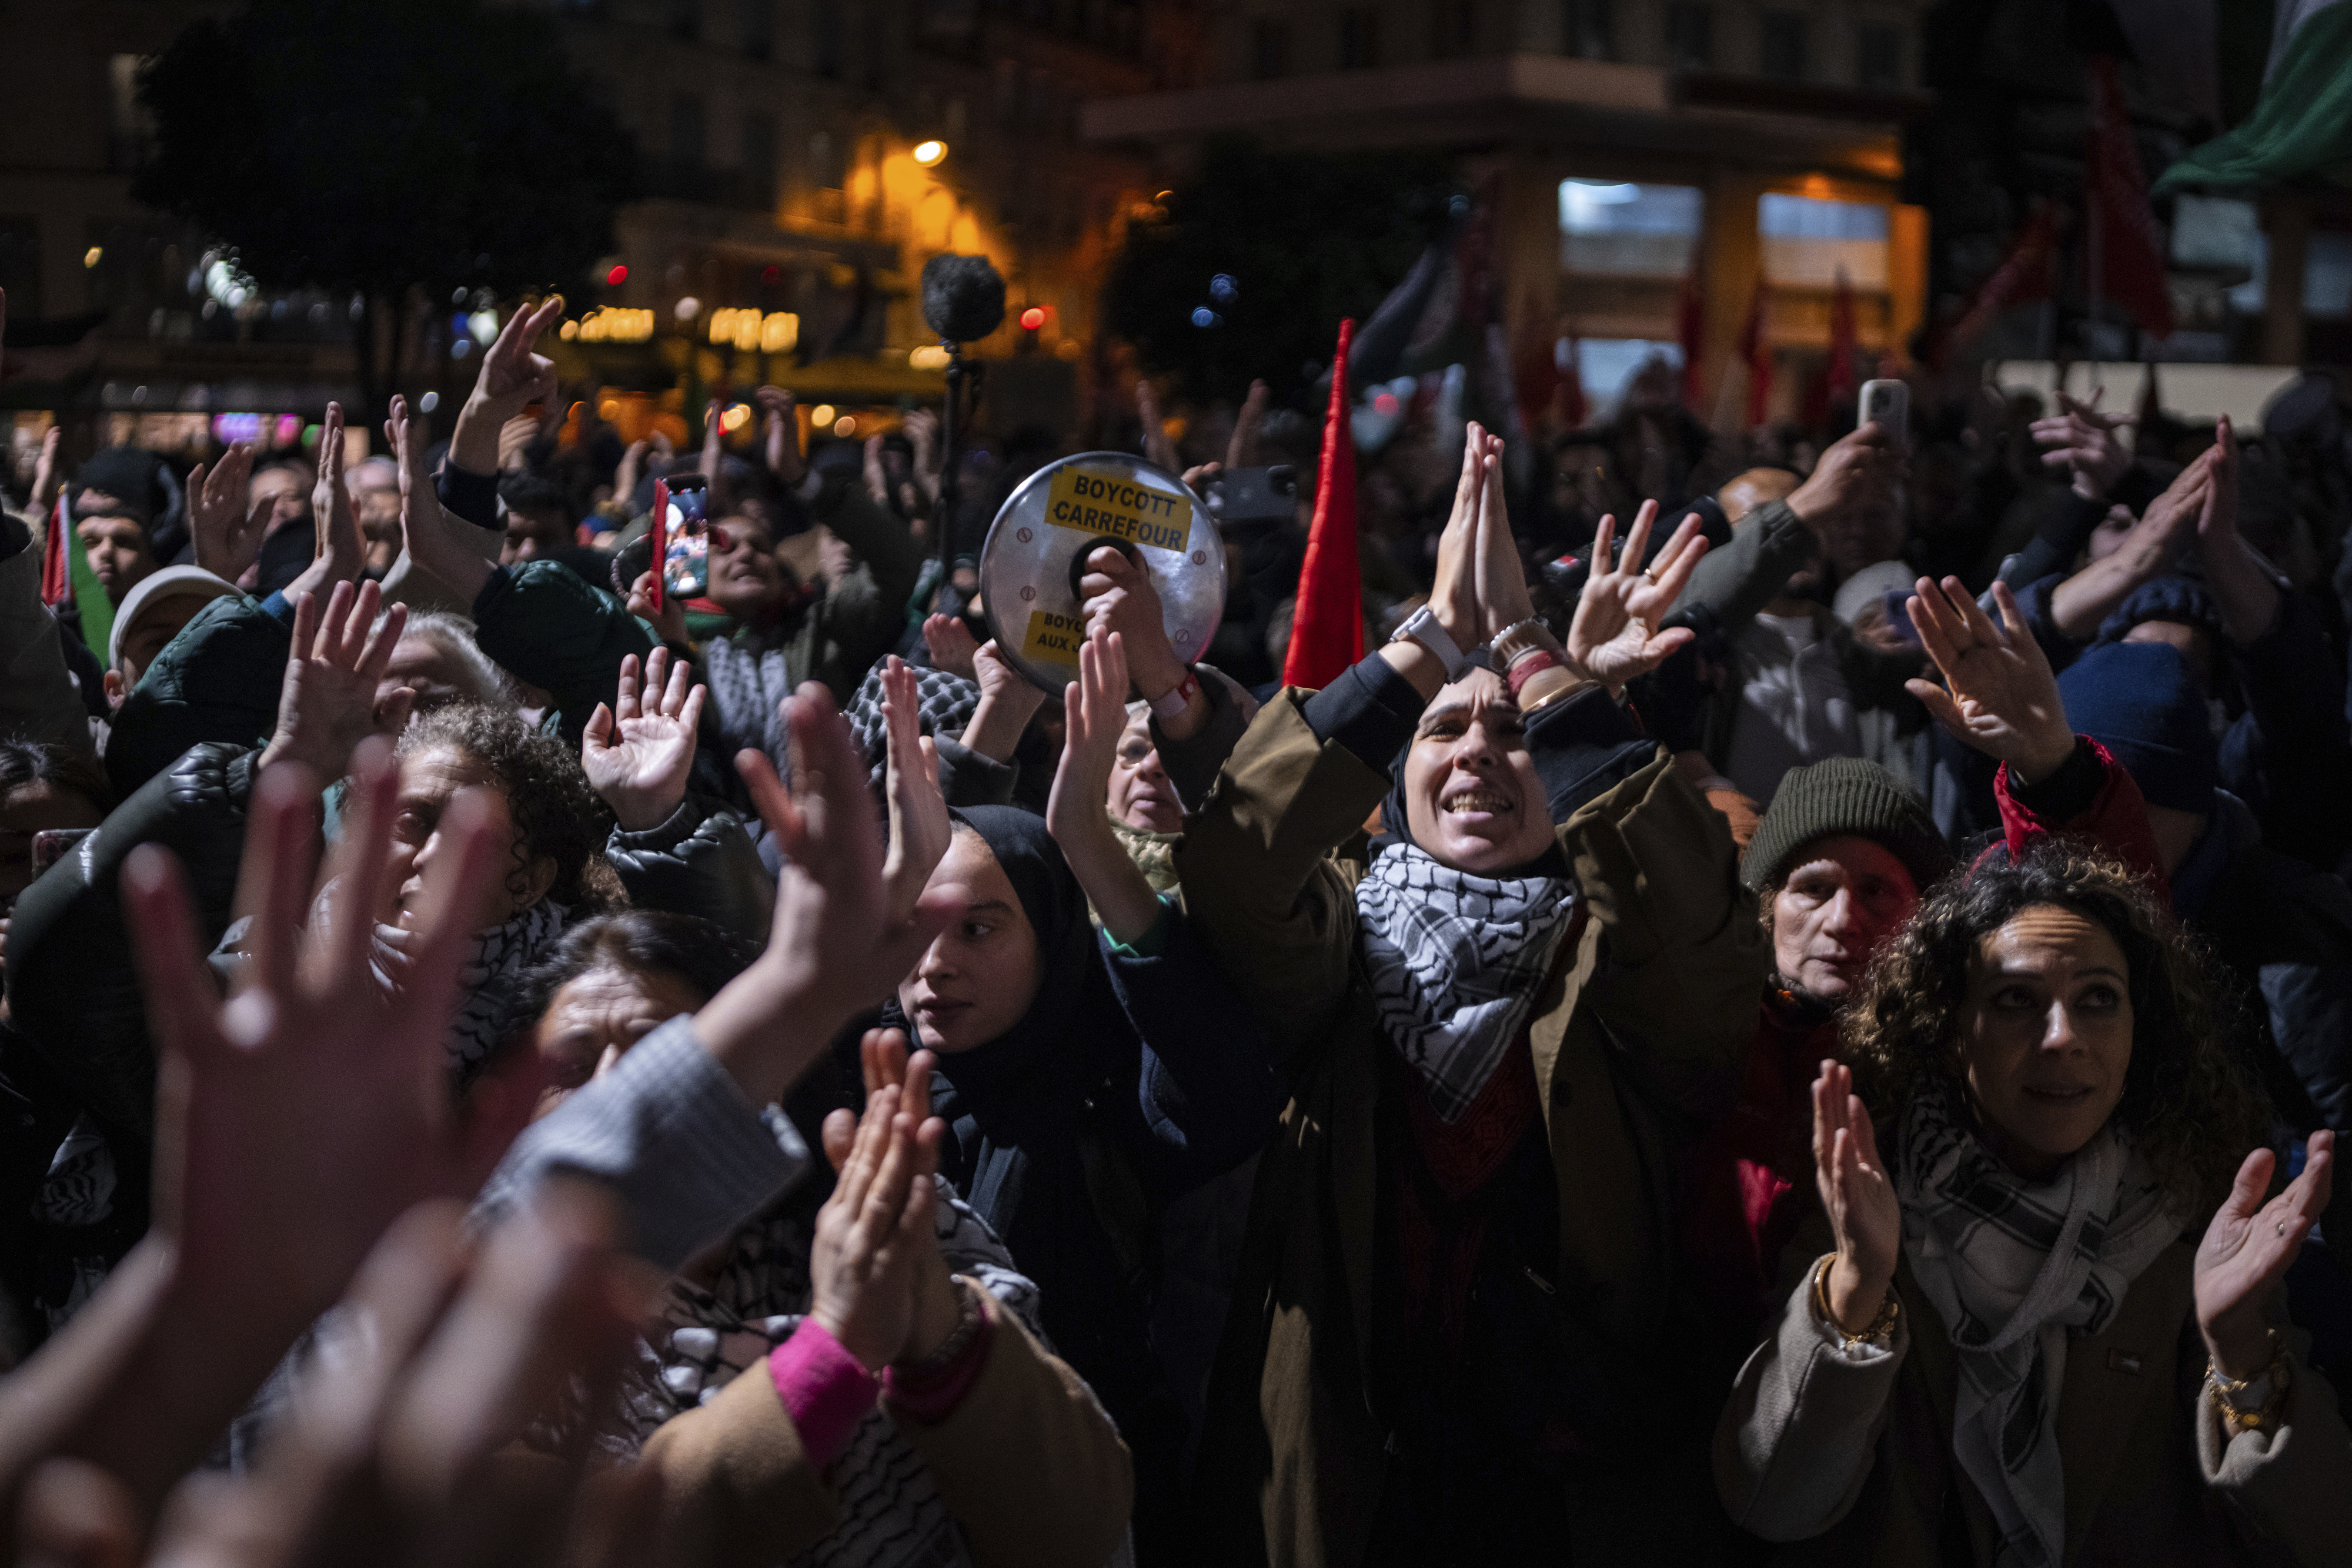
[
  {"xmin": 1742, "ymin": 756, "xmax": 1952, "ymax": 895},
  {"xmin": 67, "ymin": 447, "xmax": 169, "ymax": 531}
]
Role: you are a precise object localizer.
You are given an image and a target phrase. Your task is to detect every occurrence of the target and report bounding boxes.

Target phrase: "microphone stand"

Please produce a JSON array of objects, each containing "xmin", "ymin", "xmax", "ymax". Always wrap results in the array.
[{"xmin": 936, "ymin": 339, "xmax": 966, "ymax": 576}]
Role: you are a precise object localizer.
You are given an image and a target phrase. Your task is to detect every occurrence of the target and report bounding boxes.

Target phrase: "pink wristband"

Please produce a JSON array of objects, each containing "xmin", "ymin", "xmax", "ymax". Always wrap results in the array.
[{"xmin": 767, "ymin": 1319, "xmax": 878, "ymax": 1471}]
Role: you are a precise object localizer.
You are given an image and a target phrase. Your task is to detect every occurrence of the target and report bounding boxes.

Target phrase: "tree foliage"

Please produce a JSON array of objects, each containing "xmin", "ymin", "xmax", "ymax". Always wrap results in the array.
[
  {"xmin": 134, "ymin": 0, "xmax": 637, "ymax": 407},
  {"xmin": 1103, "ymin": 138, "xmax": 1458, "ymax": 406}
]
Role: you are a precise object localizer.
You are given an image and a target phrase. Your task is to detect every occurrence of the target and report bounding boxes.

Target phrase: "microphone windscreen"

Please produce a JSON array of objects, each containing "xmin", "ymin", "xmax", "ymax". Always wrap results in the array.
[{"xmin": 921, "ymin": 254, "xmax": 1006, "ymax": 343}]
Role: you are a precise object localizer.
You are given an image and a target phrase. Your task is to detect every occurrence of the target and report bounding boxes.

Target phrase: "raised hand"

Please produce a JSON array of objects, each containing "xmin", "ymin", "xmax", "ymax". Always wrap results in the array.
[
  {"xmin": 292, "ymin": 401, "xmax": 365, "ymax": 596},
  {"xmin": 2030, "ymin": 387, "xmax": 2133, "ymax": 501},
  {"xmin": 959, "ymin": 636, "xmax": 1048, "ymax": 764},
  {"xmin": 903, "ymin": 406, "xmax": 941, "ymax": 506},
  {"xmin": 1904, "ymin": 577, "xmax": 2072, "ymax": 783},
  {"xmin": 699, "ymin": 397, "xmax": 725, "ymax": 493},
  {"xmin": 188, "ymin": 441, "xmax": 263, "ymax": 582},
  {"xmin": 1563, "ymin": 500, "xmax": 1708, "ymax": 696},
  {"xmin": 1047, "ymin": 627, "xmax": 1165, "ymax": 945},
  {"xmin": 29, "ymin": 424, "xmax": 62, "ymax": 524},
  {"xmin": 258, "ymin": 579, "xmax": 413, "ymax": 777},
  {"xmin": 1136, "ymin": 379, "xmax": 1180, "ymax": 472},
  {"xmin": 756, "ymin": 384, "xmax": 804, "ymax": 486},
  {"xmin": 690, "ymin": 687, "xmax": 957, "ymax": 1108},
  {"xmin": 819, "ymin": 1031, "xmax": 967, "ymax": 1365},
  {"xmin": 864, "ymin": 433, "xmax": 892, "ymax": 506},
  {"xmin": 582, "ymin": 646, "xmax": 704, "ymax": 831},
  {"xmin": 1077, "ymin": 544, "xmax": 1184, "ymax": 698},
  {"xmin": 624, "ymin": 567, "xmax": 689, "ymax": 647},
  {"xmin": 1812, "ymin": 1059, "xmax": 1901, "ymax": 1336},
  {"xmin": 808, "ymin": 1078, "xmax": 944, "ymax": 1370},
  {"xmin": 879, "ymin": 655, "xmax": 951, "ymax": 921},
  {"xmin": 450, "ymin": 295, "xmax": 564, "ymax": 479},
  {"xmin": 1382, "ymin": 421, "xmax": 1491, "ymax": 701},
  {"xmin": 390, "ymin": 393, "xmax": 493, "ymax": 602},
  {"xmin": 1786, "ymin": 422, "xmax": 1901, "ymax": 537},
  {"xmin": 2196, "ymin": 1130, "xmax": 2334, "ymax": 1379},
  {"xmin": 1468, "ymin": 426, "xmax": 1535, "ymax": 639},
  {"xmin": 1227, "ymin": 378, "xmax": 1269, "ymax": 470},
  {"xmin": 921, "ymin": 610, "xmax": 981, "ymax": 680}
]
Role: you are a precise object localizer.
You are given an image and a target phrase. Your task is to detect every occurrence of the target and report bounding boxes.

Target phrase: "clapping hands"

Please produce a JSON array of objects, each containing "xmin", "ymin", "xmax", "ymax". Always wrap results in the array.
[
  {"xmin": 257, "ymin": 579, "xmax": 415, "ymax": 778},
  {"xmin": 2196, "ymin": 1131, "xmax": 2334, "ymax": 1379},
  {"xmin": 1812, "ymin": 1058, "xmax": 1900, "ymax": 1337},
  {"xmin": 582, "ymin": 646, "xmax": 704, "ymax": 832},
  {"xmin": 2030, "ymin": 389, "xmax": 2134, "ymax": 502},
  {"xmin": 878, "ymin": 655, "xmax": 951, "ymax": 922}
]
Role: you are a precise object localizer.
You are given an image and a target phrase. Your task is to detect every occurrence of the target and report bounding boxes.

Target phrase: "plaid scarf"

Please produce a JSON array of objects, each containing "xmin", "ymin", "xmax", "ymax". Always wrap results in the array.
[
  {"xmin": 1353, "ymin": 844, "xmax": 1576, "ymax": 1124},
  {"xmin": 1896, "ymin": 1076, "xmax": 2180, "ymax": 1568},
  {"xmin": 371, "ymin": 900, "xmax": 569, "ymax": 1076},
  {"xmin": 844, "ymin": 659, "xmax": 982, "ymax": 785}
]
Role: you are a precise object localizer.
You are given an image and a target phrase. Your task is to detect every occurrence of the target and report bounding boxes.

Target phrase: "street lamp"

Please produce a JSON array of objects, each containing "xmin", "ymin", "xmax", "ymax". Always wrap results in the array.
[{"xmin": 913, "ymin": 139, "xmax": 948, "ymax": 167}]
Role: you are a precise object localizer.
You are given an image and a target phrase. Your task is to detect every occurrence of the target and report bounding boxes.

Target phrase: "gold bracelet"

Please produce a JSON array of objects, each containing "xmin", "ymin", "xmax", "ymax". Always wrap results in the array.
[
  {"xmin": 1812, "ymin": 1253, "xmax": 1900, "ymax": 1348},
  {"xmin": 2207, "ymin": 1330, "xmax": 2293, "ymax": 1437}
]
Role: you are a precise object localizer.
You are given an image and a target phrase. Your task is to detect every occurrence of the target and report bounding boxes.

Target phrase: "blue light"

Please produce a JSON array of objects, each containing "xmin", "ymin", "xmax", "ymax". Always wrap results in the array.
[
  {"xmin": 1191, "ymin": 306, "xmax": 1221, "ymax": 329},
  {"xmin": 1209, "ymin": 273, "xmax": 1238, "ymax": 304}
]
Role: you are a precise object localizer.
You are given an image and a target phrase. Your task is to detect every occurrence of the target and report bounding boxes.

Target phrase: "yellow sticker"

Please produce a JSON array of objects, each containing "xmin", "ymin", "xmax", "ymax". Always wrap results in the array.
[
  {"xmin": 1044, "ymin": 466, "xmax": 1190, "ymax": 552},
  {"xmin": 1020, "ymin": 607, "xmax": 1088, "ymax": 663}
]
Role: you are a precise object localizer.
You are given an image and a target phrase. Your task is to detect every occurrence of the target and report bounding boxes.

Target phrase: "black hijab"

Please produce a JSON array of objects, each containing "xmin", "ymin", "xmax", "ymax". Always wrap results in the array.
[{"xmin": 893, "ymin": 805, "xmax": 1110, "ymax": 1225}]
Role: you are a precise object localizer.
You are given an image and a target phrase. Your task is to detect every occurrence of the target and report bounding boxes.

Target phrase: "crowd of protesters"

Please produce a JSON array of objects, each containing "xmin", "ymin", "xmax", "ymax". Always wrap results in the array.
[{"xmin": 4, "ymin": 269, "xmax": 2352, "ymax": 1568}]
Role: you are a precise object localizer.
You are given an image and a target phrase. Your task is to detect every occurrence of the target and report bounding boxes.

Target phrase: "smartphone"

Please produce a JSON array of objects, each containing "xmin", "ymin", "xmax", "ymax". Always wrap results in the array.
[
  {"xmin": 1860, "ymin": 379, "xmax": 1909, "ymax": 452},
  {"xmin": 649, "ymin": 476, "xmax": 711, "ymax": 608},
  {"xmin": 1200, "ymin": 464, "xmax": 1298, "ymax": 533}
]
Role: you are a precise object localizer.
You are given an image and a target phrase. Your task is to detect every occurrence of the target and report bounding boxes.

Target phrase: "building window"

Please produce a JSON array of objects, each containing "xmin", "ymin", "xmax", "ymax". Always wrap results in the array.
[
  {"xmin": 1431, "ymin": 2, "xmax": 1476, "ymax": 58},
  {"xmin": 1251, "ymin": 18, "xmax": 1291, "ymax": 79},
  {"xmin": 1758, "ymin": 192, "xmax": 1890, "ymax": 286},
  {"xmin": 670, "ymin": 93, "xmax": 706, "ymax": 167},
  {"xmin": 1666, "ymin": 3, "xmax": 1711, "ymax": 68},
  {"xmin": 1559, "ymin": 180, "xmax": 1703, "ymax": 277},
  {"xmin": 741, "ymin": 111, "xmax": 776, "ymax": 208},
  {"xmin": 1856, "ymin": 22, "xmax": 1901, "ymax": 88},
  {"xmin": 739, "ymin": 0, "xmax": 771, "ymax": 58},
  {"xmin": 1759, "ymin": 11, "xmax": 1807, "ymax": 79},
  {"xmin": 1563, "ymin": 0, "xmax": 1612, "ymax": 60},
  {"xmin": 1339, "ymin": 7, "xmax": 1381, "ymax": 69}
]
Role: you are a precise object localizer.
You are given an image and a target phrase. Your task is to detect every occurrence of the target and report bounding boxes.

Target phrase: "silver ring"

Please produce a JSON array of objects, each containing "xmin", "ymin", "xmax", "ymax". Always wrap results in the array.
[{"xmin": 2278, "ymin": 1221, "xmax": 2288, "ymax": 1236}]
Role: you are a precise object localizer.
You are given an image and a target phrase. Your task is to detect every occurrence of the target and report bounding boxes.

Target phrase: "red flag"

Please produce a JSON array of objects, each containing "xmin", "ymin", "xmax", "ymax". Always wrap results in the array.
[
  {"xmin": 1939, "ymin": 202, "xmax": 2062, "ymax": 363},
  {"xmin": 1737, "ymin": 284, "xmax": 1772, "ymax": 428},
  {"xmin": 39, "ymin": 492, "xmax": 68, "ymax": 606},
  {"xmin": 1825, "ymin": 268, "xmax": 1858, "ymax": 412},
  {"xmin": 2086, "ymin": 55, "xmax": 2176, "ymax": 339},
  {"xmin": 1675, "ymin": 275, "xmax": 1705, "ymax": 408},
  {"xmin": 1283, "ymin": 319, "xmax": 1363, "ymax": 690}
]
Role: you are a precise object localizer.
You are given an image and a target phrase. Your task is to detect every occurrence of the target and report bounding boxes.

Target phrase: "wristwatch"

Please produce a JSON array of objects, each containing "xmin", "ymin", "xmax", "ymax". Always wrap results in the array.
[{"xmin": 1390, "ymin": 604, "xmax": 1475, "ymax": 682}]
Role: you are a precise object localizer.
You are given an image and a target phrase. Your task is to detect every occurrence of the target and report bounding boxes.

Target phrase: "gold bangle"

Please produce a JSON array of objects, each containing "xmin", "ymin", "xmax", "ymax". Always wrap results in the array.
[
  {"xmin": 1812, "ymin": 1253, "xmax": 1900, "ymax": 1348},
  {"xmin": 2207, "ymin": 1331, "xmax": 2293, "ymax": 1436}
]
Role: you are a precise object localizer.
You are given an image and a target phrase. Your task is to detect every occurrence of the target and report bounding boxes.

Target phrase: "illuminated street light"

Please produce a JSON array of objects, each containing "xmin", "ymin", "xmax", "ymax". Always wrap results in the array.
[{"xmin": 913, "ymin": 140, "xmax": 947, "ymax": 167}]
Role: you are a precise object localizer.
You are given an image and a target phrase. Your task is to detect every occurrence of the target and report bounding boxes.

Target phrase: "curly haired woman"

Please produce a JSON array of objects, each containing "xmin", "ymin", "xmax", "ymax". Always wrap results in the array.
[{"xmin": 1715, "ymin": 841, "xmax": 2351, "ymax": 1567}]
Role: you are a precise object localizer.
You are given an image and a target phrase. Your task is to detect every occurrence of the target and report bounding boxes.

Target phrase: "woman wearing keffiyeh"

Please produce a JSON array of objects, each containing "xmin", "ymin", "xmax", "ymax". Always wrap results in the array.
[
  {"xmin": 1716, "ymin": 842, "xmax": 2352, "ymax": 1567},
  {"xmin": 1172, "ymin": 425, "xmax": 1769, "ymax": 1564}
]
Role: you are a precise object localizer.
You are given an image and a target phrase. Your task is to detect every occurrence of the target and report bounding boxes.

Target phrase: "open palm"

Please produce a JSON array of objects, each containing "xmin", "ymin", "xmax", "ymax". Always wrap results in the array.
[
  {"xmin": 1813, "ymin": 1059, "xmax": 1901, "ymax": 1327},
  {"xmin": 1903, "ymin": 577, "xmax": 2070, "ymax": 780},
  {"xmin": 582, "ymin": 646, "xmax": 704, "ymax": 831},
  {"xmin": 1566, "ymin": 500, "xmax": 1708, "ymax": 694},
  {"xmin": 2196, "ymin": 1131, "xmax": 2334, "ymax": 1376}
]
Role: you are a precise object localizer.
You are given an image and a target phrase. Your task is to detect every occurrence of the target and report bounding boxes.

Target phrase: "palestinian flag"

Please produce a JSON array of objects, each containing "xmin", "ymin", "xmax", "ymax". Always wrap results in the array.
[{"xmin": 2147, "ymin": 0, "xmax": 2352, "ymax": 189}]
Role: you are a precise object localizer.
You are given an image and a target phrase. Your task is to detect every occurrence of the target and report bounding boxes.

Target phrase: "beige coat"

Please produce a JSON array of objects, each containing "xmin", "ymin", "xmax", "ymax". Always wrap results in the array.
[
  {"xmin": 638, "ymin": 1287, "xmax": 1134, "ymax": 1568},
  {"xmin": 1180, "ymin": 693, "xmax": 1769, "ymax": 1567},
  {"xmin": 1716, "ymin": 1211, "xmax": 2352, "ymax": 1566}
]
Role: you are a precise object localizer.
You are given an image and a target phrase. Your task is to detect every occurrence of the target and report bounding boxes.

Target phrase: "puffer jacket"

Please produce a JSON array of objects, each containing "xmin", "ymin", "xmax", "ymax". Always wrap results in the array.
[
  {"xmin": 104, "ymin": 593, "xmax": 290, "ymax": 798},
  {"xmin": 470, "ymin": 559, "xmax": 655, "ymax": 747},
  {"xmin": 603, "ymin": 793, "xmax": 773, "ymax": 942}
]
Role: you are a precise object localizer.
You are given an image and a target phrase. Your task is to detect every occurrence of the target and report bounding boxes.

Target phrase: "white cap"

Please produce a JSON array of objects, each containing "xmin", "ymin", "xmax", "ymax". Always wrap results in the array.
[
  {"xmin": 109, "ymin": 565, "xmax": 239, "ymax": 667},
  {"xmin": 1832, "ymin": 560, "xmax": 1920, "ymax": 627}
]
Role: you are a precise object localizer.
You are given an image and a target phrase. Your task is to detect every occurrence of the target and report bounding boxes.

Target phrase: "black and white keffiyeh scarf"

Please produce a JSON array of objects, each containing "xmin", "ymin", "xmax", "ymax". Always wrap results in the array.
[
  {"xmin": 1896, "ymin": 1076, "xmax": 2180, "ymax": 1568},
  {"xmin": 1353, "ymin": 844, "xmax": 1577, "ymax": 1123},
  {"xmin": 844, "ymin": 660, "xmax": 981, "ymax": 785},
  {"xmin": 371, "ymin": 899, "xmax": 570, "ymax": 1075}
]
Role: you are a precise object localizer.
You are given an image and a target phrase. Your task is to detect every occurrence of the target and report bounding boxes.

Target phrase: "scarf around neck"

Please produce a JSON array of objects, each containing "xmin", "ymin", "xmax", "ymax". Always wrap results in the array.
[
  {"xmin": 371, "ymin": 898, "xmax": 569, "ymax": 1076},
  {"xmin": 1895, "ymin": 1075, "xmax": 2180, "ymax": 1568},
  {"xmin": 1353, "ymin": 843, "xmax": 1577, "ymax": 1124}
]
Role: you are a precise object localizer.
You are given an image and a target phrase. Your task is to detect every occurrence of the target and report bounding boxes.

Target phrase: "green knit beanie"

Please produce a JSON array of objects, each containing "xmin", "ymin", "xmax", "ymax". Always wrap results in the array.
[{"xmin": 1741, "ymin": 757, "xmax": 1952, "ymax": 895}]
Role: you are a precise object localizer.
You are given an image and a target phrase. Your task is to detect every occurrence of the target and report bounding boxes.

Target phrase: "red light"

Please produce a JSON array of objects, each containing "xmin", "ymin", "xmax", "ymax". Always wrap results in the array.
[
  {"xmin": 1019, "ymin": 307, "xmax": 1046, "ymax": 331},
  {"xmin": 606, "ymin": 265, "xmax": 628, "ymax": 286},
  {"xmin": 1373, "ymin": 392, "xmax": 1399, "ymax": 415},
  {"xmin": 761, "ymin": 265, "xmax": 781, "ymax": 285}
]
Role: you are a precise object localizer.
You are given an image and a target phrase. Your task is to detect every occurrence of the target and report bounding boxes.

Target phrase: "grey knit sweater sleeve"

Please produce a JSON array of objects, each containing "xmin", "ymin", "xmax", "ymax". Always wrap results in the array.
[{"xmin": 473, "ymin": 1017, "xmax": 808, "ymax": 1272}]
